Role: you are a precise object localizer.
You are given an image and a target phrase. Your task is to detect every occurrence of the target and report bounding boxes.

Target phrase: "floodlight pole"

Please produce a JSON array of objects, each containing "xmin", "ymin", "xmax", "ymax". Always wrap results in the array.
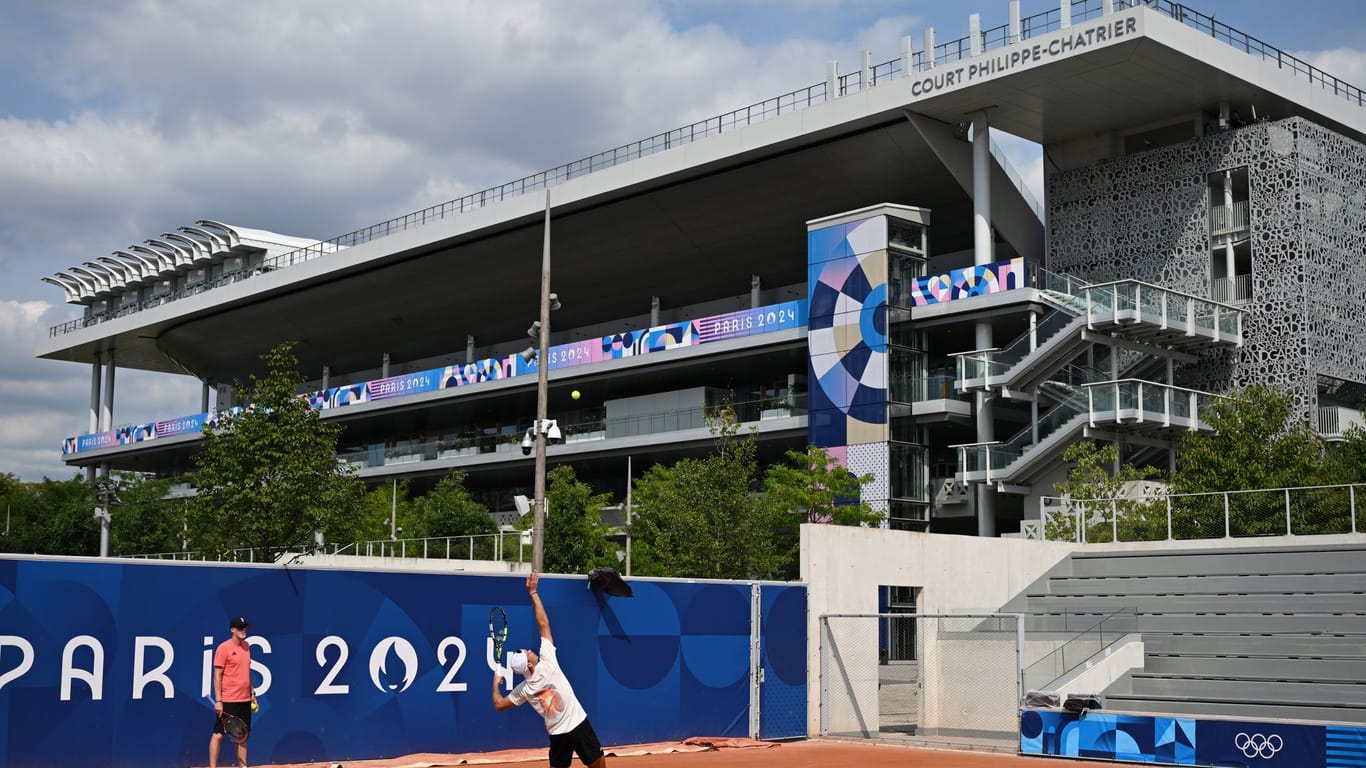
[{"xmin": 532, "ymin": 189, "xmax": 552, "ymax": 573}]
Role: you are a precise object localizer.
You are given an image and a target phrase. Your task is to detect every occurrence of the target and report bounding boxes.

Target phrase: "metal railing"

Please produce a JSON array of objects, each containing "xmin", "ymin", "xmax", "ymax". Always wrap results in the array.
[
  {"xmin": 132, "ymin": 532, "xmax": 531, "ymax": 564},
  {"xmin": 1023, "ymin": 607, "xmax": 1137, "ymax": 692},
  {"xmin": 1319, "ymin": 406, "xmax": 1366, "ymax": 439},
  {"xmin": 1083, "ymin": 378, "xmax": 1224, "ymax": 430},
  {"xmin": 1210, "ymin": 274, "xmax": 1252, "ymax": 304},
  {"xmin": 51, "ymin": 0, "xmax": 1360, "ymax": 338},
  {"xmin": 1041, "ymin": 483, "xmax": 1365, "ymax": 543},
  {"xmin": 1210, "ymin": 200, "xmax": 1250, "ymax": 235}
]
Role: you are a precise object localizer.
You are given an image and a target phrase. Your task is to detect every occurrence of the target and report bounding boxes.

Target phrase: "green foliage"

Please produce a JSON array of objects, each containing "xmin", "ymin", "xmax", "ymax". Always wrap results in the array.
[
  {"xmin": 187, "ymin": 342, "xmax": 366, "ymax": 559},
  {"xmin": 107, "ymin": 473, "xmax": 182, "ymax": 556},
  {"xmin": 410, "ymin": 471, "xmax": 498, "ymax": 556},
  {"xmin": 543, "ymin": 465, "xmax": 616, "ymax": 575},
  {"xmin": 630, "ymin": 409, "xmax": 793, "ymax": 580},
  {"xmin": 1048, "ymin": 441, "xmax": 1162, "ymax": 542},
  {"xmin": 763, "ymin": 445, "xmax": 882, "ymax": 526},
  {"xmin": 355, "ymin": 480, "xmax": 415, "ymax": 545},
  {"xmin": 1171, "ymin": 383, "xmax": 1328, "ymax": 536},
  {"xmin": 0, "ymin": 473, "xmax": 100, "ymax": 555}
]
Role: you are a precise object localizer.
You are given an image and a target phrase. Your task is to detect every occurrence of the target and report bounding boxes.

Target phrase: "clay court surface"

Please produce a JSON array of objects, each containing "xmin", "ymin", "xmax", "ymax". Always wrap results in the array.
[{"xmin": 251, "ymin": 737, "xmax": 1082, "ymax": 768}]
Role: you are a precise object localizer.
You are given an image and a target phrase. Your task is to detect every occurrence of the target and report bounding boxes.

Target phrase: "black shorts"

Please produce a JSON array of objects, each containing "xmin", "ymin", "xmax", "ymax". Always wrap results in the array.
[
  {"xmin": 547, "ymin": 718, "xmax": 603, "ymax": 768},
  {"xmin": 212, "ymin": 701, "xmax": 253, "ymax": 736}
]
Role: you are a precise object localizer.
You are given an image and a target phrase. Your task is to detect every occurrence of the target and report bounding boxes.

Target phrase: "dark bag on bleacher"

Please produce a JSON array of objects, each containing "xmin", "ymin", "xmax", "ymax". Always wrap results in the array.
[{"xmin": 1063, "ymin": 693, "xmax": 1103, "ymax": 713}]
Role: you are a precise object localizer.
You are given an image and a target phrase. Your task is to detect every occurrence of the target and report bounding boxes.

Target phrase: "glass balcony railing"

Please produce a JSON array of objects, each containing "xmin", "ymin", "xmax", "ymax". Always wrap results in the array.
[
  {"xmin": 337, "ymin": 394, "xmax": 807, "ymax": 470},
  {"xmin": 1084, "ymin": 379, "xmax": 1222, "ymax": 429}
]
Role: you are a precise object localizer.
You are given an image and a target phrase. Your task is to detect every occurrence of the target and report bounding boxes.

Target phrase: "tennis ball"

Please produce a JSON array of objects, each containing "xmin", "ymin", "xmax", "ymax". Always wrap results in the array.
[
  {"xmin": 251, "ymin": 700, "xmax": 259, "ymax": 713},
  {"xmin": 571, "ymin": 390, "xmax": 581, "ymax": 400}
]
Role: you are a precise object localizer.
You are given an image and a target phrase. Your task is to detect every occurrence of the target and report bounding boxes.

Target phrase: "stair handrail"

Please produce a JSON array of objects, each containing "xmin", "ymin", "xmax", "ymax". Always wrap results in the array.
[{"xmin": 1022, "ymin": 606, "xmax": 1138, "ymax": 692}]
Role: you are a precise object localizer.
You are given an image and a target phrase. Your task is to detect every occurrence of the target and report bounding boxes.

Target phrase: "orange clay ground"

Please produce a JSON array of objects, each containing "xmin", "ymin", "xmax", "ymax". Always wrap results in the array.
[{"xmin": 250, "ymin": 736, "xmax": 1084, "ymax": 768}]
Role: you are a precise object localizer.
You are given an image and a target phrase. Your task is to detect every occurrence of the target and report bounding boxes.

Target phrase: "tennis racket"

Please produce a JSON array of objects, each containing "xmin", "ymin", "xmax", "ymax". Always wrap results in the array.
[
  {"xmin": 489, "ymin": 606, "xmax": 508, "ymax": 662},
  {"xmin": 219, "ymin": 711, "xmax": 249, "ymax": 744}
]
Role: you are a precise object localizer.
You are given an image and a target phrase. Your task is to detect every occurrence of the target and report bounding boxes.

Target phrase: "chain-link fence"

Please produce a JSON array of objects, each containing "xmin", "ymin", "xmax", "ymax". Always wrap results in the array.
[{"xmin": 820, "ymin": 613, "xmax": 1022, "ymax": 750}]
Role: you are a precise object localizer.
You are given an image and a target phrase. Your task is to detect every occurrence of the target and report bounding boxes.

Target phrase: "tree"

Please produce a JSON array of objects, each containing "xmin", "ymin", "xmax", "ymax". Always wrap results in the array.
[
  {"xmin": 763, "ymin": 445, "xmax": 882, "ymax": 526},
  {"xmin": 409, "ymin": 471, "xmax": 497, "ymax": 556},
  {"xmin": 4, "ymin": 476, "xmax": 100, "ymax": 555},
  {"xmin": 354, "ymin": 479, "xmax": 416, "ymax": 546},
  {"xmin": 108, "ymin": 472, "xmax": 183, "ymax": 556},
  {"xmin": 542, "ymin": 464, "xmax": 616, "ymax": 575},
  {"xmin": 630, "ymin": 409, "xmax": 792, "ymax": 580},
  {"xmin": 1047, "ymin": 441, "xmax": 1162, "ymax": 542},
  {"xmin": 187, "ymin": 342, "xmax": 366, "ymax": 559},
  {"xmin": 1171, "ymin": 383, "xmax": 1328, "ymax": 536}
]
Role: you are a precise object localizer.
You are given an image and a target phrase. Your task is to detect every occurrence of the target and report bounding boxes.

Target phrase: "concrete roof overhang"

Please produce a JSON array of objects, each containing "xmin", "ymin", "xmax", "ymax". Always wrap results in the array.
[{"xmin": 37, "ymin": 5, "xmax": 1365, "ymax": 385}]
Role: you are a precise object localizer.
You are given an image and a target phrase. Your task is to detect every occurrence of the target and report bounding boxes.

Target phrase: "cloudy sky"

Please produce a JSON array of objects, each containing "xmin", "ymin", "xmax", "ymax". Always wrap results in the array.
[{"xmin": 2, "ymin": 0, "xmax": 1364, "ymax": 481}]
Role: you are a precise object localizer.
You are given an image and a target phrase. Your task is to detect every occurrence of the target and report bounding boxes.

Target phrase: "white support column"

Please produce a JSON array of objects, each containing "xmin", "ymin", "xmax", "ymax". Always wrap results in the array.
[
  {"xmin": 651, "ymin": 295, "xmax": 661, "ymax": 325},
  {"xmin": 1103, "ymin": 0, "xmax": 1115, "ymax": 15},
  {"xmin": 382, "ymin": 352, "xmax": 390, "ymax": 378},
  {"xmin": 970, "ymin": 14, "xmax": 982, "ymax": 56},
  {"xmin": 861, "ymin": 49, "xmax": 872, "ymax": 90},
  {"xmin": 827, "ymin": 61, "xmax": 839, "ymax": 98},
  {"xmin": 466, "ymin": 336, "xmax": 475, "ymax": 364},
  {"xmin": 1060, "ymin": 0, "xmax": 1072, "ymax": 28},
  {"xmin": 972, "ymin": 110, "xmax": 996, "ymax": 538},
  {"xmin": 89, "ymin": 353, "xmax": 102, "ymax": 433},
  {"xmin": 1009, "ymin": 0, "xmax": 1022, "ymax": 43},
  {"xmin": 101, "ymin": 349, "xmax": 115, "ymax": 431},
  {"xmin": 901, "ymin": 35, "xmax": 914, "ymax": 77},
  {"xmin": 1223, "ymin": 170, "xmax": 1236, "ymax": 285},
  {"xmin": 924, "ymin": 28, "xmax": 936, "ymax": 68},
  {"xmin": 751, "ymin": 275, "xmax": 761, "ymax": 308}
]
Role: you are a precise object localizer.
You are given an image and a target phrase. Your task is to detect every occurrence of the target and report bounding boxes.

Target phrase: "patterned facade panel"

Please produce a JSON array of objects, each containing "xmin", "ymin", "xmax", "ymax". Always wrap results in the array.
[
  {"xmin": 911, "ymin": 257, "xmax": 1027, "ymax": 305},
  {"xmin": 808, "ymin": 218, "xmax": 890, "ymax": 449},
  {"xmin": 1047, "ymin": 117, "xmax": 1366, "ymax": 416},
  {"xmin": 846, "ymin": 442, "xmax": 889, "ymax": 507}
]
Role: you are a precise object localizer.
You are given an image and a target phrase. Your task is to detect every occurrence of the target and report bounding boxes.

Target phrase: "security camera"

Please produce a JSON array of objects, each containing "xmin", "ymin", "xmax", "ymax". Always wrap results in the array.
[
  {"xmin": 545, "ymin": 419, "xmax": 563, "ymax": 445},
  {"xmin": 519, "ymin": 346, "xmax": 537, "ymax": 364},
  {"xmin": 521, "ymin": 428, "xmax": 534, "ymax": 456},
  {"xmin": 526, "ymin": 321, "xmax": 542, "ymax": 338},
  {"xmin": 548, "ymin": 293, "xmax": 562, "ymax": 311}
]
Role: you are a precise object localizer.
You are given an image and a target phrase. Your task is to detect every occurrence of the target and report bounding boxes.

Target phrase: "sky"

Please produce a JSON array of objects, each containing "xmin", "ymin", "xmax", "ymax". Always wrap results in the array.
[{"xmin": 1, "ymin": 0, "xmax": 1363, "ymax": 481}]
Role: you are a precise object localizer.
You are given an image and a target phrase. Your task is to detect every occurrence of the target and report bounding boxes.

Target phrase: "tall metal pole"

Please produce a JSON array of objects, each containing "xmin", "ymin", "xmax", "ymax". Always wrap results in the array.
[
  {"xmin": 533, "ymin": 189, "xmax": 552, "ymax": 572},
  {"xmin": 625, "ymin": 456, "xmax": 633, "ymax": 577}
]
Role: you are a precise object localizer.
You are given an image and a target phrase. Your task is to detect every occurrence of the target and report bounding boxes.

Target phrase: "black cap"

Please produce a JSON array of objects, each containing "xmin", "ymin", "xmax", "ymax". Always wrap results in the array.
[{"xmin": 229, "ymin": 616, "xmax": 249, "ymax": 630}]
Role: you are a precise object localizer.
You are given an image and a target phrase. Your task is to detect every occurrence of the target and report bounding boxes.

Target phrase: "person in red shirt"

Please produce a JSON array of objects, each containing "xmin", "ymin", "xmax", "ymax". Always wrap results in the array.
[{"xmin": 210, "ymin": 615, "xmax": 258, "ymax": 768}]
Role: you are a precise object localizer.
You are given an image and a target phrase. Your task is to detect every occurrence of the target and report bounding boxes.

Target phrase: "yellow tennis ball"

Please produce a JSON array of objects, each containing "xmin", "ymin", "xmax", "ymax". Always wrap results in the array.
[
  {"xmin": 251, "ymin": 700, "xmax": 259, "ymax": 713},
  {"xmin": 571, "ymin": 390, "xmax": 581, "ymax": 400}
]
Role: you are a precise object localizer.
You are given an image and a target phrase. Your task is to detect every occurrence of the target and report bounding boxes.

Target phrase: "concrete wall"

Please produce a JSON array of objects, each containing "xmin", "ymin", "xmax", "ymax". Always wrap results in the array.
[{"xmin": 800, "ymin": 524, "xmax": 1076, "ymax": 734}]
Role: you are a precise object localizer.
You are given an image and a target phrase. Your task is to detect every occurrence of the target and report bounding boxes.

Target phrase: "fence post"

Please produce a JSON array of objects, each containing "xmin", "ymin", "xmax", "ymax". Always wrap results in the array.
[
  {"xmin": 1352, "ymin": 485, "xmax": 1358, "ymax": 534},
  {"xmin": 1112, "ymin": 499, "xmax": 1119, "ymax": 542},
  {"xmin": 1223, "ymin": 493, "xmax": 1231, "ymax": 538},
  {"xmin": 1285, "ymin": 488, "xmax": 1293, "ymax": 535},
  {"xmin": 1166, "ymin": 496, "xmax": 1173, "ymax": 540}
]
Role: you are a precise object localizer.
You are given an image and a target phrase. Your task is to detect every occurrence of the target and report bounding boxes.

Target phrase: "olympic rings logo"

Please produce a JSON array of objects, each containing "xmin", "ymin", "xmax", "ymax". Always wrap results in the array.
[{"xmin": 1234, "ymin": 732, "xmax": 1283, "ymax": 759}]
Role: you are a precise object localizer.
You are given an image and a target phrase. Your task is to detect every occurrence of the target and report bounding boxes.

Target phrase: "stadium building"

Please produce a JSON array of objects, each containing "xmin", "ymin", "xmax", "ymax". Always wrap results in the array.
[{"xmin": 37, "ymin": 0, "xmax": 1366, "ymax": 541}]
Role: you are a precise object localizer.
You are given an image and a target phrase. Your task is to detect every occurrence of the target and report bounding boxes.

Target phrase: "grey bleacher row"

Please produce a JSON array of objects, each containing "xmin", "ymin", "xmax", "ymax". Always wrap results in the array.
[{"xmin": 1016, "ymin": 543, "xmax": 1366, "ymax": 724}]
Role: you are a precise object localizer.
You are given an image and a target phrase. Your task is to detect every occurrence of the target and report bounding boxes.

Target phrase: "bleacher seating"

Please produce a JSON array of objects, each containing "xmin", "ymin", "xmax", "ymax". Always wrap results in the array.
[{"xmin": 1019, "ymin": 542, "xmax": 1366, "ymax": 724}]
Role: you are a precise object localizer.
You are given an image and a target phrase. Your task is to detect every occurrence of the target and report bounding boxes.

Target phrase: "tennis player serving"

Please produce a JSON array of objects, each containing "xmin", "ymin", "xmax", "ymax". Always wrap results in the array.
[{"xmin": 492, "ymin": 571, "xmax": 606, "ymax": 768}]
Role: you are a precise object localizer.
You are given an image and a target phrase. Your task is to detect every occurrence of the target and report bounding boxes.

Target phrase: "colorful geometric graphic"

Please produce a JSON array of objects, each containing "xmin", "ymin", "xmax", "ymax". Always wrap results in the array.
[
  {"xmin": 807, "ymin": 215, "xmax": 890, "ymax": 449},
  {"xmin": 62, "ymin": 300, "xmax": 807, "ymax": 454},
  {"xmin": 911, "ymin": 257, "xmax": 1025, "ymax": 306},
  {"xmin": 1021, "ymin": 709, "xmax": 1360, "ymax": 768}
]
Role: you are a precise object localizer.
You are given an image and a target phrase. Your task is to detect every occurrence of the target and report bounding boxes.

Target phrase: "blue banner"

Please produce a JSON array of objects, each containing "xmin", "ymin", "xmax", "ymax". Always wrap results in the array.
[
  {"xmin": 0, "ymin": 556, "xmax": 806, "ymax": 767},
  {"xmin": 1021, "ymin": 709, "xmax": 1366, "ymax": 767},
  {"xmin": 62, "ymin": 300, "xmax": 808, "ymax": 455}
]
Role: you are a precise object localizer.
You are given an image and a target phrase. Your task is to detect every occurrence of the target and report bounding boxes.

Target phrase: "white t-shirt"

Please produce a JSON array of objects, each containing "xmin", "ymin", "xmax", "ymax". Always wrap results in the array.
[{"xmin": 506, "ymin": 637, "xmax": 588, "ymax": 735}]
